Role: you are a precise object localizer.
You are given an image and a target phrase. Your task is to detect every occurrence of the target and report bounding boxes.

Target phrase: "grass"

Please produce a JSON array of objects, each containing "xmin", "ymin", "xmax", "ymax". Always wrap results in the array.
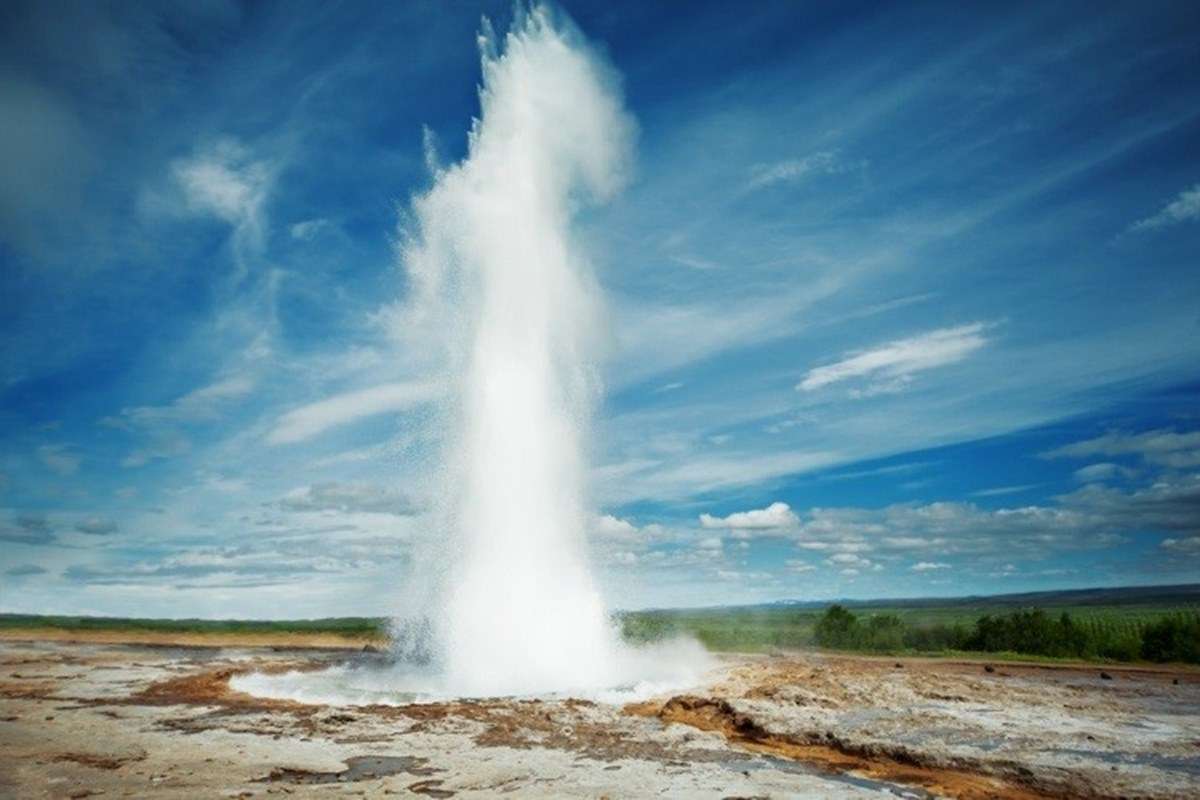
[
  {"xmin": 4, "ymin": 589, "xmax": 1197, "ymax": 664},
  {"xmin": 618, "ymin": 602, "xmax": 1200, "ymax": 660},
  {"xmin": 0, "ymin": 613, "xmax": 387, "ymax": 638}
]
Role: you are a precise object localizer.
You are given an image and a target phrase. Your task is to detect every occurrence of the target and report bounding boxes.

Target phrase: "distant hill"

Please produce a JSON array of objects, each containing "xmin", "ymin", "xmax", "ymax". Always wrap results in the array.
[{"xmin": 756, "ymin": 583, "xmax": 1200, "ymax": 611}]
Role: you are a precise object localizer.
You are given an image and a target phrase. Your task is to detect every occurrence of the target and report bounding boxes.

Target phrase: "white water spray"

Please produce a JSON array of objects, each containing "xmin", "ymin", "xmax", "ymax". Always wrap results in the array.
[
  {"xmin": 234, "ymin": 5, "xmax": 708, "ymax": 704},
  {"xmin": 409, "ymin": 6, "xmax": 632, "ymax": 698}
]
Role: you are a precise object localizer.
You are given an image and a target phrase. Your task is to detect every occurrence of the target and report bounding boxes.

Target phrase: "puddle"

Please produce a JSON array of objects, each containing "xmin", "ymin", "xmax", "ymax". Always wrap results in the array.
[
  {"xmin": 1052, "ymin": 747, "xmax": 1200, "ymax": 777},
  {"xmin": 726, "ymin": 754, "xmax": 937, "ymax": 799},
  {"xmin": 259, "ymin": 754, "xmax": 439, "ymax": 784}
]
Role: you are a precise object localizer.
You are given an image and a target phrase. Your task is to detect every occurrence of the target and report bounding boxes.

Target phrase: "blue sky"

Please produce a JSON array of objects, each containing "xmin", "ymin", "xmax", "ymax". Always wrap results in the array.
[{"xmin": 2, "ymin": 0, "xmax": 1199, "ymax": 617}]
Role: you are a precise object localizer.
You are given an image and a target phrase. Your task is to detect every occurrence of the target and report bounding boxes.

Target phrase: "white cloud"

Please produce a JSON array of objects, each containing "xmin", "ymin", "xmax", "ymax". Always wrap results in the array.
[
  {"xmin": 289, "ymin": 218, "xmax": 330, "ymax": 240},
  {"xmin": 107, "ymin": 376, "xmax": 255, "ymax": 429},
  {"xmin": 783, "ymin": 470, "xmax": 1200, "ymax": 567},
  {"xmin": 699, "ymin": 501, "xmax": 798, "ymax": 531},
  {"xmin": 911, "ymin": 561, "xmax": 950, "ymax": 572},
  {"xmin": 594, "ymin": 514, "xmax": 638, "ymax": 539},
  {"xmin": 1073, "ymin": 462, "xmax": 1136, "ymax": 483},
  {"xmin": 747, "ymin": 151, "xmax": 855, "ymax": 190},
  {"xmin": 267, "ymin": 381, "xmax": 440, "ymax": 444},
  {"xmin": 970, "ymin": 484, "xmax": 1039, "ymax": 497},
  {"xmin": 797, "ymin": 323, "xmax": 988, "ymax": 394},
  {"xmin": 601, "ymin": 450, "xmax": 835, "ymax": 505},
  {"xmin": 784, "ymin": 559, "xmax": 816, "ymax": 573},
  {"xmin": 171, "ymin": 139, "xmax": 271, "ymax": 251},
  {"xmin": 280, "ymin": 482, "xmax": 421, "ymax": 516},
  {"xmin": 1044, "ymin": 429, "xmax": 1200, "ymax": 469},
  {"xmin": 696, "ymin": 535, "xmax": 724, "ymax": 551},
  {"xmin": 37, "ymin": 444, "xmax": 80, "ymax": 476},
  {"xmin": 1161, "ymin": 537, "xmax": 1200, "ymax": 556},
  {"xmin": 591, "ymin": 514, "xmax": 666, "ymax": 544},
  {"xmin": 101, "ymin": 375, "xmax": 254, "ymax": 467},
  {"xmin": 827, "ymin": 552, "xmax": 873, "ymax": 568},
  {"xmin": 1131, "ymin": 183, "xmax": 1200, "ymax": 231}
]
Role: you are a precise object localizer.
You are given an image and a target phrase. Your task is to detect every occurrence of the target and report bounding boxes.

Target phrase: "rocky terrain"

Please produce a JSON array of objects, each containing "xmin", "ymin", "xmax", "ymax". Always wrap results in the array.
[{"xmin": 1, "ymin": 639, "xmax": 1197, "ymax": 798}]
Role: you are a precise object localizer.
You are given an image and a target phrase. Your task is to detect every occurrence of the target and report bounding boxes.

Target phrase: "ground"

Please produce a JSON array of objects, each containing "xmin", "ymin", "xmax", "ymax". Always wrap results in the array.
[{"xmin": 1, "ymin": 635, "xmax": 1197, "ymax": 798}]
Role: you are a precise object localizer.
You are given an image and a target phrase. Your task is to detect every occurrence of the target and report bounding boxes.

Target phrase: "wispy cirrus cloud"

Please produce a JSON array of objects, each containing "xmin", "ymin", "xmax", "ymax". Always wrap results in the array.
[
  {"xmin": 746, "ymin": 150, "xmax": 850, "ymax": 190},
  {"xmin": 1043, "ymin": 429, "xmax": 1200, "ymax": 469},
  {"xmin": 797, "ymin": 323, "xmax": 989, "ymax": 395},
  {"xmin": 101, "ymin": 375, "xmax": 255, "ymax": 468},
  {"xmin": 280, "ymin": 482, "xmax": 422, "ymax": 516},
  {"xmin": 266, "ymin": 381, "xmax": 441, "ymax": 445},
  {"xmin": 165, "ymin": 138, "xmax": 274, "ymax": 272},
  {"xmin": 37, "ymin": 443, "xmax": 81, "ymax": 476},
  {"xmin": 1130, "ymin": 183, "xmax": 1200, "ymax": 232}
]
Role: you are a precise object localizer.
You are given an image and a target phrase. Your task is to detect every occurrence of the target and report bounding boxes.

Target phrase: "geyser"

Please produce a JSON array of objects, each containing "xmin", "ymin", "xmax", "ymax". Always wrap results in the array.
[
  {"xmin": 410, "ymin": 5, "xmax": 632, "ymax": 698},
  {"xmin": 233, "ymin": 4, "xmax": 708, "ymax": 705}
]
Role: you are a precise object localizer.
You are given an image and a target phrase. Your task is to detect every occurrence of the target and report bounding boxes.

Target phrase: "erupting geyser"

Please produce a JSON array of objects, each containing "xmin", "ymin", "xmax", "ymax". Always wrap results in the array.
[
  {"xmin": 233, "ymin": 5, "xmax": 707, "ymax": 705},
  {"xmin": 408, "ymin": 5, "xmax": 634, "ymax": 698}
]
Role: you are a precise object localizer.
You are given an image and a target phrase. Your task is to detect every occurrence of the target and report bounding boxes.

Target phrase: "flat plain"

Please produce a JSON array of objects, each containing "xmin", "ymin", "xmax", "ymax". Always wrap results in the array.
[{"xmin": 2, "ymin": 633, "xmax": 1198, "ymax": 799}]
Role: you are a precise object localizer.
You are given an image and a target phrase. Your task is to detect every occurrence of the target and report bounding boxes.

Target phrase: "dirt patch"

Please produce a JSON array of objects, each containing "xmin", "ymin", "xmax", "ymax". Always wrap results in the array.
[
  {"xmin": 631, "ymin": 694, "xmax": 1118, "ymax": 800},
  {"xmin": 408, "ymin": 778, "xmax": 456, "ymax": 797},
  {"xmin": 52, "ymin": 751, "xmax": 145, "ymax": 770},
  {"xmin": 0, "ymin": 680, "xmax": 56, "ymax": 700},
  {"xmin": 131, "ymin": 660, "xmax": 326, "ymax": 712}
]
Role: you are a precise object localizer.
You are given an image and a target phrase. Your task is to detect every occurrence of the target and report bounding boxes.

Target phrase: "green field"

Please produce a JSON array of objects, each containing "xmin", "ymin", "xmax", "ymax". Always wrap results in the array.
[
  {"xmin": 4, "ymin": 584, "xmax": 1198, "ymax": 664},
  {"xmin": 618, "ymin": 603, "xmax": 1198, "ymax": 654}
]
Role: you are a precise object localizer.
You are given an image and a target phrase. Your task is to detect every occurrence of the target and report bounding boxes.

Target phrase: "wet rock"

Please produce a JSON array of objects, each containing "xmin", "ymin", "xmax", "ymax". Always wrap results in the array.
[
  {"xmin": 983, "ymin": 664, "xmax": 995, "ymax": 673},
  {"xmin": 1100, "ymin": 672, "xmax": 1113, "ymax": 681}
]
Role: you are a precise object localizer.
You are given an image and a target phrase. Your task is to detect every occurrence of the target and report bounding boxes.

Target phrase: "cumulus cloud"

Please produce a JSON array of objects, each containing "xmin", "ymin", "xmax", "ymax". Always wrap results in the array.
[
  {"xmin": 699, "ymin": 501, "xmax": 798, "ymax": 532},
  {"xmin": 36, "ymin": 443, "xmax": 80, "ymax": 475},
  {"xmin": 797, "ymin": 323, "xmax": 988, "ymax": 394},
  {"xmin": 594, "ymin": 514, "xmax": 638, "ymax": 539},
  {"xmin": 592, "ymin": 514, "xmax": 667, "ymax": 543},
  {"xmin": 787, "ymin": 471, "xmax": 1200, "ymax": 565},
  {"xmin": 696, "ymin": 535, "xmax": 724, "ymax": 551},
  {"xmin": 1130, "ymin": 183, "xmax": 1200, "ymax": 231},
  {"xmin": 1043, "ymin": 429, "xmax": 1200, "ymax": 469},
  {"xmin": 280, "ymin": 482, "xmax": 422, "ymax": 516},
  {"xmin": 74, "ymin": 516, "xmax": 118, "ymax": 535},
  {"xmin": 267, "ymin": 381, "xmax": 440, "ymax": 444},
  {"xmin": 911, "ymin": 561, "xmax": 950, "ymax": 572}
]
